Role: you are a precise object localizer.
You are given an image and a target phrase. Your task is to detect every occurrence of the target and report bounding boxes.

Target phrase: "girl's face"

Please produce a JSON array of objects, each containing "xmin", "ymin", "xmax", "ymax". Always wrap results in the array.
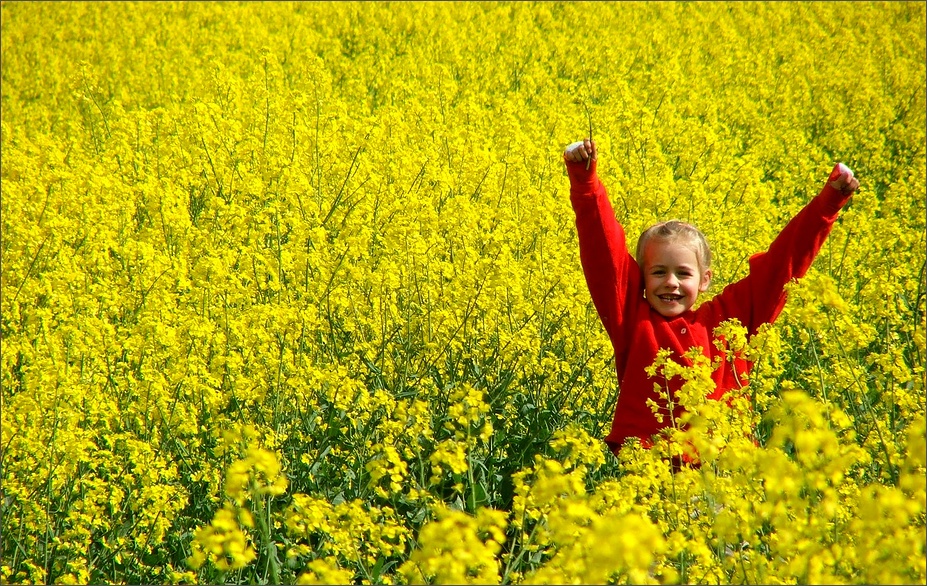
[{"xmin": 642, "ymin": 239, "xmax": 711, "ymax": 318}]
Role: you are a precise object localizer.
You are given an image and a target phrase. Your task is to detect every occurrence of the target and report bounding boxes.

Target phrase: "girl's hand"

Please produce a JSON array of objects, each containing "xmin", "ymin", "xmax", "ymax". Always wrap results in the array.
[
  {"xmin": 564, "ymin": 138, "xmax": 596, "ymax": 164},
  {"xmin": 828, "ymin": 162, "xmax": 859, "ymax": 194}
]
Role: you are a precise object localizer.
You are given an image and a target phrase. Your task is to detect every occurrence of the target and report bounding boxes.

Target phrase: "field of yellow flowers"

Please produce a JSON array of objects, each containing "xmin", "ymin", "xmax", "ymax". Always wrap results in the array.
[{"xmin": 2, "ymin": 2, "xmax": 925, "ymax": 584}]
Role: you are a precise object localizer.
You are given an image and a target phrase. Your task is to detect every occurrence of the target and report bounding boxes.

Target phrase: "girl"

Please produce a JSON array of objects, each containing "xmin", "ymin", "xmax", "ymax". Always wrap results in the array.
[{"xmin": 563, "ymin": 138, "xmax": 859, "ymax": 456}]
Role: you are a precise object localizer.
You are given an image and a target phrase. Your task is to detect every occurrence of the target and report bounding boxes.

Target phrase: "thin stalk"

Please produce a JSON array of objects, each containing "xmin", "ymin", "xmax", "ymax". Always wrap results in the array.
[
  {"xmin": 585, "ymin": 104, "xmax": 594, "ymax": 171},
  {"xmin": 824, "ymin": 311, "xmax": 896, "ymax": 482}
]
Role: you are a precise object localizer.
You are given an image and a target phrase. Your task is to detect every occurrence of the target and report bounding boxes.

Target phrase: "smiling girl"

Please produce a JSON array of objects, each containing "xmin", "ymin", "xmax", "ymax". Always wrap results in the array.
[{"xmin": 563, "ymin": 138, "xmax": 859, "ymax": 457}]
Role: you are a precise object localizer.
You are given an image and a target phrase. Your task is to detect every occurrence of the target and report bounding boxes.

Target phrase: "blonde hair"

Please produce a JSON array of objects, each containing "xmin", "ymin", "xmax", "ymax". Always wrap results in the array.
[{"xmin": 635, "ymin": 220, "xmax": 712, "ymax": 273}]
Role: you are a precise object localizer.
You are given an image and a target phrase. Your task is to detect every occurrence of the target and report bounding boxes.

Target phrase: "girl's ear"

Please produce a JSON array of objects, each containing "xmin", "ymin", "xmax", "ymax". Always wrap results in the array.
[{"xmin": 699, "ymin": 270, "xmax": 712, "ymax": 292}]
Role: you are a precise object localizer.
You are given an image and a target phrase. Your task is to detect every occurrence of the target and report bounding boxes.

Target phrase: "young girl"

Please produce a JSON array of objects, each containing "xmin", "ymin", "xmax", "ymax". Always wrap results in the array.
[{"xmin": 563, "ymin": 138, "xmax": 859, "ymax": 456}]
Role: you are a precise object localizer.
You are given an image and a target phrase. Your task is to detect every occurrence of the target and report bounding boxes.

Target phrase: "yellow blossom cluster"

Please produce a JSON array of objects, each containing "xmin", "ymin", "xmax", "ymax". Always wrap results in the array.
[
  {"xmin": 399, "ymin": 505, "xmax": 508, "ymax": 585},
  {"xmin": 2, "ymin": 1, "xmax": 924, "ymax": 584}
]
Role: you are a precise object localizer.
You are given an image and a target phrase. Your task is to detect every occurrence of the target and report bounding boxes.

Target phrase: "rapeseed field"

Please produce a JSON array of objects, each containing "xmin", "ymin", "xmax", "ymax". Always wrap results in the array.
[{"xmin": 1, "ymin": 2, "xmax": 924, "ymax": 584}]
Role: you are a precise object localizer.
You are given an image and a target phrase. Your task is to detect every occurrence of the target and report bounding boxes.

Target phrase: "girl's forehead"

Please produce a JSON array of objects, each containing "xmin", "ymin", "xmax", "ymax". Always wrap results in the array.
[{"xmin": 643, "ymin": 239, "xmax": 700, "ymax": 264}]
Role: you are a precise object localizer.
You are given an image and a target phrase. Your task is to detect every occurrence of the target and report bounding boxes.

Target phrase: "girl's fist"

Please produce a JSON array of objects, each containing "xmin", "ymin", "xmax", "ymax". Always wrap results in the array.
[
  {"xmin": 828, "ymin": 162, "xmax": 859, "ymax": 194},
  {"xmin": 564, "ymin": 139, "xmax": 596, "ymax": 164}
]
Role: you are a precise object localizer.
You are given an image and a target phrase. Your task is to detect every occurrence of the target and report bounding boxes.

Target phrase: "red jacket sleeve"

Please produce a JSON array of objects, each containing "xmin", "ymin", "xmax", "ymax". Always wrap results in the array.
[
  {"xmin": 566, "ymin": 160, "xmax": 640, "ymax": 352},
  {"xmin": 707, "ymin": 167, "xmax": 853, "ymax": 335}
]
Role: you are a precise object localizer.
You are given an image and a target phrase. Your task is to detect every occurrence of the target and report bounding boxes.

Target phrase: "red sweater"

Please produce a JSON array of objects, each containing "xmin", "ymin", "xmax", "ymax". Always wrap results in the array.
[{"xmin": 567, "ymin": 160, "xmax": 852, "ymax": 454}]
